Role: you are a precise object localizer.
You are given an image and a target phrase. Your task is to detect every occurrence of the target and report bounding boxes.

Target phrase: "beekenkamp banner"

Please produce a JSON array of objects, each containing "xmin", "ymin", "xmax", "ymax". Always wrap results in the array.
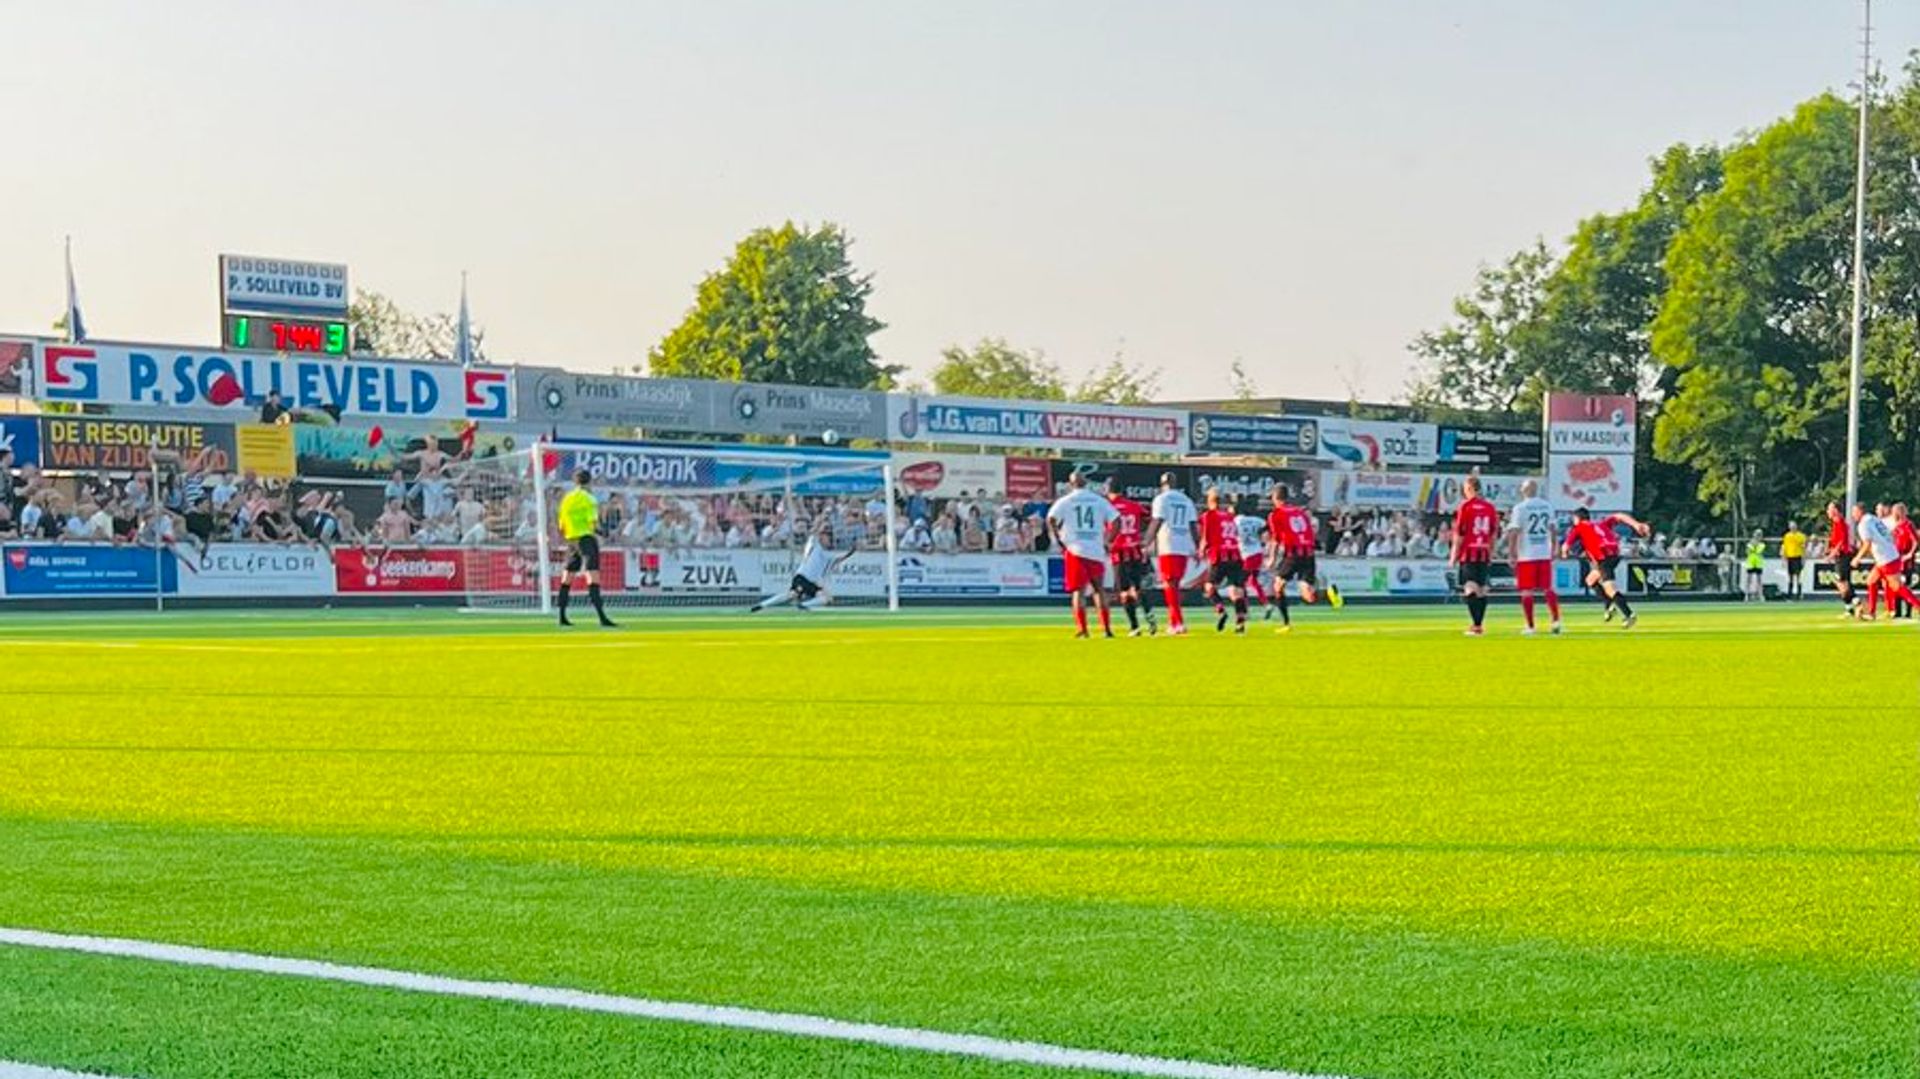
[
  {"xmin": 889, "ymin": 395, "xmax": 1186, "ymax": 454},
  {"xmin": 517, "ymin": 367, "xmax": 887, "ymax": 441},
  {"xmin": 33, "ymin": 342, "xmax": 512, "ymax": 422}
]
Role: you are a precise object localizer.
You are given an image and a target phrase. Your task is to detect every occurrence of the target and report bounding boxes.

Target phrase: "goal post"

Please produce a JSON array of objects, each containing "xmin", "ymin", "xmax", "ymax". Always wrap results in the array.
[{"xmin": 457, "ymin": 440, "xmax": 901, "ymax": 614}]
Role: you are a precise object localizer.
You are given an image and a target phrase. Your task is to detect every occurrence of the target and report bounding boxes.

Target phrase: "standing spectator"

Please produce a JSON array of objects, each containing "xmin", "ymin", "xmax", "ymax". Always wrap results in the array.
[{"xmin": 259, "ymin": 390, "xmax": 288, "ymax": 425}]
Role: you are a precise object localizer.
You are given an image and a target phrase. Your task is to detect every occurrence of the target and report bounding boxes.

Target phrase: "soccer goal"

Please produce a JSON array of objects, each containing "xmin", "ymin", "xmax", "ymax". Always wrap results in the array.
[{"xmin": 456, "ymin": 441, "xmax": 900, "ymax": 615}]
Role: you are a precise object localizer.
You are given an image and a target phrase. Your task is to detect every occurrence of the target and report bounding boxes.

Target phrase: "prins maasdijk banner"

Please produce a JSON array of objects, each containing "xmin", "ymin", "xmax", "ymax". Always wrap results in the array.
[{"xmin": 32, "ymin": 342, "xmax": 511, "ymax": 422}]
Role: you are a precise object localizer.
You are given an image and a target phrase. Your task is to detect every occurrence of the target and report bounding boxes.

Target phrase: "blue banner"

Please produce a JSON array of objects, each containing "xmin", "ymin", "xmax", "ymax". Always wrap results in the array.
[
  {"xmin": 2, "ymin": 545, "xmax": 178, "ymax": 597},
  {"xmin": 0, "ymin": 417, "xmax": 39, "ymax": 467}
]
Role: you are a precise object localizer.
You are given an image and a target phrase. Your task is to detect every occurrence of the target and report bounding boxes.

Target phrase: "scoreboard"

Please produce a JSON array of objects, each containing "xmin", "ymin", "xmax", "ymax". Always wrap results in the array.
[{"xmin": 223, "ymin": 314, "xmax": 348, "ymax": 355}]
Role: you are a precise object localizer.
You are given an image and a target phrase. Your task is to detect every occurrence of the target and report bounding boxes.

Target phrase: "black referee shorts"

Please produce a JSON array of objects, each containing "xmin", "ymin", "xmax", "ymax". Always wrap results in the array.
[{"xmin": 565, "ymin": 534, "xmax": 602, "ymax": 574}]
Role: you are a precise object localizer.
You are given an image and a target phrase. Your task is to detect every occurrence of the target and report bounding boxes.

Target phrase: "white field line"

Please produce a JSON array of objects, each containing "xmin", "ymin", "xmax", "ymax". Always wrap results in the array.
[
  {"xmin": 0, "ymin": 927, "xmax": 1349, "ymax": 1079},
  {"xmin": 0, "ymin": 1064, "xmax": 128, "ymax": 1079}
]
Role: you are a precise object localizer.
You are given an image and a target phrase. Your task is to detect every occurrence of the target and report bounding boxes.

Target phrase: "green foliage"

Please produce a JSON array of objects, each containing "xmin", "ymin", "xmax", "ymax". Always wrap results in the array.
[
  {"xmin": 650, "ymin": 223, "xmax": 895, "ymax": 389},
  {"xmin": 930, "ymin": 339, "xmax": 1067, "ymax": 400},
  {"xmin": 1070, "ymin": 358, "xmax": 1161, "ymax": 405},
  {"xmin": 347, "ymin": 289, "xmax": 484, "ymax": 363}
]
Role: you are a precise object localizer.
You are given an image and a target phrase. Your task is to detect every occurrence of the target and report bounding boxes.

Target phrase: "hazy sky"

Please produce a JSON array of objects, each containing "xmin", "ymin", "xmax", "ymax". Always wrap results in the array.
[{"xmin": 3, "ymin": 1, "xmax": 1909, "ymax": 400}]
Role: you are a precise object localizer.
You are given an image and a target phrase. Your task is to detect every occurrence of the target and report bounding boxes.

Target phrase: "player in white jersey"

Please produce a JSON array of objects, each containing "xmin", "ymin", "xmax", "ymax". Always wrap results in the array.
[
  {"xmin": 1046, "ymin": 471, "xmax": 1120, "ymax": 637},
  {"xmin": 1851, "ymin": 502, "xmax": 1920, "ymax": 619},
  {"xmin": 749, "ymin": 521, "xmax": 852, "ymax": 612},
  {"xmin": 1505, "ymin": 478, "xmax": 1562, "ymax": 636},
  {"xmin": 1233, "ymin": 501, "xmax": 1274, "ymax": 617},
  {"xmin": 1146, "ymin": 473, "xmax": 1201, "ymax": 635}
]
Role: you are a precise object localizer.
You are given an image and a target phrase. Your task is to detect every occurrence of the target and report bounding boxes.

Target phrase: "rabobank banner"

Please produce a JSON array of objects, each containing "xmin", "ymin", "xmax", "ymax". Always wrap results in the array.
[
  {"xmin": 888, "ymin": 395, "xmax": 1186, "ymax": 454},
  {"xmin": 31, "ymin": 342, "xmax": 512, "ymax": 422}
]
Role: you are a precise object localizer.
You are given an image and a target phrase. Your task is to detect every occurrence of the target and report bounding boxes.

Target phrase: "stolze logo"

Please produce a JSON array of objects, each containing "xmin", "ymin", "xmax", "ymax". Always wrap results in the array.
[
  {"xmin": 40, "ymin": 345, "xmax": 99, "ymax": 400},
  {"xmin": 463, "ymin": 370, "xmax": 510, "ymax": 419}
]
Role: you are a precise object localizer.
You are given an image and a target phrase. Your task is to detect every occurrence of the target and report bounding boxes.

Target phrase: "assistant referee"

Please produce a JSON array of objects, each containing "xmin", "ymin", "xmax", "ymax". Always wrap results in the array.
[{"xmin": 556, "ymin": 468, "xmax": 616, "ymax": 628}]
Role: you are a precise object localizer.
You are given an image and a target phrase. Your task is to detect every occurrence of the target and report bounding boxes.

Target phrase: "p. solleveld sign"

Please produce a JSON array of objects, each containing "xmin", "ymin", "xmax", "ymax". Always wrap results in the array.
[{"xmin": 34, "ymin": 342, "xmax": 511, "ymax": 422}]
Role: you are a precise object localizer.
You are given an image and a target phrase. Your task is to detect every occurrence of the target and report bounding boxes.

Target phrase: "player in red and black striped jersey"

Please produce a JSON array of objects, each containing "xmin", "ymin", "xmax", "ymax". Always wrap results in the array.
[
  {"xmin": 1561, "ymin": 507, "xmax": 1650, "ymax": 628},
  {"xmin": 1823, "ymin": 501, "xmax": 1860, "ymax": 617},
  {"xmin": 1106, "ymin": 486, "xmax": 1158, "ymax": 636},
  {"xmin": 1449, "ymin": 475, "xmax": 1502, "ymax": 635},
  {"xmin": 1264, "ymin": 483, "xmax": 1340, "ymax": 632},
  {"xmin": 1199, "ymin": 487, "xmax": 1249, "ymax": 634}
]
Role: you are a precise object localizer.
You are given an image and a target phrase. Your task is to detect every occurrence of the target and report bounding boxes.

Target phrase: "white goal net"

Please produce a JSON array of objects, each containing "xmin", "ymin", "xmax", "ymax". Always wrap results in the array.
[{"xmin": 457, "ymin": 441, "xmax": 900, "ymax": 615}]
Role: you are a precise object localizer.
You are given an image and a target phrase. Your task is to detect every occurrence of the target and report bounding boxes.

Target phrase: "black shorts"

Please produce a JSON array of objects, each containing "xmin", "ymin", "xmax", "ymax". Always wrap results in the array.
[
  {"xmin": 1745, "ymin": 566, "xmax": 1763, "ymax": 578},
  {"xmin": 1588, "ymin": 555, "xmax": 1620, "ymax": 582},
  {"xmin": 1786, "ymin": 556, "xmax": 1803, "ymax": 576},
  {"xmin": 565, "ymin": 534, "xmax": 602, "ymax": 574},
  {"xmin": 790, "ymin": 574, "xmax": 821, "ymax": 601},
  {"xmin": 1828, "ymin": 556, "xmax": 1853, "ymax": 586},
  {"xmin": 1112, "ymin": 557, "xmax": 1150, "ymax": 593},
  {"xmin": 1208, "ymin": 560, "xmax": 1246, "ymax": 588},
  {"xmin": 1456, "ymin": 560, "xmax": 1491, "ymax": 589},
  {"xmin": 1276, "ymin": 553, "xmax": 1317, "ymax": 584}
]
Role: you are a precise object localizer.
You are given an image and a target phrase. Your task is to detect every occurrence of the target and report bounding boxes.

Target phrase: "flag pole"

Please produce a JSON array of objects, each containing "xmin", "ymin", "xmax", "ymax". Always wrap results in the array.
[{"xmin": 1844, "ymin": 0, "xmax": 1872, "ymax": 511}]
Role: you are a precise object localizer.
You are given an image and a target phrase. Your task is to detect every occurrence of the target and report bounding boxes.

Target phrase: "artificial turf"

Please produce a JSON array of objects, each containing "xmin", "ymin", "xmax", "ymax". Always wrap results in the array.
[{"xmin": 0, "ymin": 603, "xmax": 1914, "ymax": 1078}]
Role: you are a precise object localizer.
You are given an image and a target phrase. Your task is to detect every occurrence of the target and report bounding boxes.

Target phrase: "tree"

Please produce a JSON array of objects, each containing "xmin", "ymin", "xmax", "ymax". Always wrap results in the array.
[
  {"xmin": 930, "ymin": 339, "xmax": 1067, "ymax": 400},
  {"xmin": 650, "ymin": 222, "xmax": 895, "ymax": 389},
  {"xmin": 1072, "ymin": 358, "xmax": 1160, "ymax": 405},
  {"xmin": 1408, "ymin": 241, "xmax": 1558, "ymax": 413},
  {"xmin": 348, "ymin": 290, "xmax": 485, "ymax": 363}
]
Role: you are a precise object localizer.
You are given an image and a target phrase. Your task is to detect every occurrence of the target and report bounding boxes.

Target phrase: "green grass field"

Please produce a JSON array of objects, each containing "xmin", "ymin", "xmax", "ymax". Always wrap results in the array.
[{"xmin": 0, "ymin": 602, "xmax": 1914, "ymax": 1078}]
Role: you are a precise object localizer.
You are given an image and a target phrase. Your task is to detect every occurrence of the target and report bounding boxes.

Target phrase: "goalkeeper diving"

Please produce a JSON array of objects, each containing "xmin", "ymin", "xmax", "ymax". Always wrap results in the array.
[{"xmin": 750, "ymin": 521, "xmax": 855, "ymax": 612}]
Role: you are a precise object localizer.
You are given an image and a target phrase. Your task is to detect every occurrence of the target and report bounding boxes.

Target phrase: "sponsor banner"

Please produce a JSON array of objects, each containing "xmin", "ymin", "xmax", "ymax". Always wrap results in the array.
[
  {"xmin": 1315, "ymin": 417, "xmax": 1438, "ymax": 469},
  {"xmin": 1545, "ymin": 393, "xmax": 1638, "ymax": 453},
  {"xmin": 1626, "ymin": 560, "xmax": 1727, "ymax": 596},
  {"xmin": 0, "ymin": 416, "xmax": 40, "ymax": 467},
  {"xmin": 41, "ymin": 417, "xmax": 238, "ymax": 473},
  {"xmin": 894, "ymin": 453, "xmax": 1010, "ymax": 499},
  {"xmin": 634, "ymin": 549, "xmax": 766, "ymax": 595},
  {"xmin": 334, "ymin": 547, "xmax": 468, "ymax": 593},
  {"xmin": 235, "ymin": 423, "xmax": 298, "ymax": 479},
  {"xmin": 1809, "ymin": 561, "xmax": 1917, "ymax": 591},
  {"xmin": 893, "ymin": 552, "xmax": 1052, "ymax": 597},
  {"xmin": 1052, "ymin": 460, "xmax": 1188, "ymax": 504},
  {"xmin": 1311, "ymin": 557, "xmax": 1585, "ymax": 596},
  {"xmin": 220, "ymin": 254, "xmax": 350, "ymax": 317},
  {"xmin": 0, "ymin": 338, "xmax": 31, "ymax": 397},
  {"xmin": 1188, "ymin": 464, "xmax": 1315, "ymax": 508},
  {"xmin": 1315, "ymin": 470, "xmax": 1419, "ymax": 510},
  {"xmin": 34, "ymin": 343, "xmax": 512, "ymax": 421},
  {"xmin": 1547, "ymin": 452, "xmax": 1634, "ymax": 514},
  {"xmin": 294, "ymin": 426, "xmax": 526, "ymax": 480},
  {"xmin": 1438, "ymin": 426, "xmax": 1544, "ymax": 471},
  {"xmin": 176, "ymin": 545, "xmax": 334, "ymax": 597},
  {"xmin": 1417, "ymin": 472, "xmax": 1535, "ymax": 513},
  {"xmin": 2, "ymin": 544, "xmax": 177, "ymax": 596},
  {"xmin": 893, "ymin": 453, "xmax": 1054, "ymax": 501},
  {"xmin": 889, "ymin": 394, "xmax": 1186, "ymax": 454},
  {"xmin": 516, "ymin": 368, "xmax": 887, "ymax": 441},
  {"xmin": 1187, "ymin": 412, "xmax": 1319, "ymax": 456}
]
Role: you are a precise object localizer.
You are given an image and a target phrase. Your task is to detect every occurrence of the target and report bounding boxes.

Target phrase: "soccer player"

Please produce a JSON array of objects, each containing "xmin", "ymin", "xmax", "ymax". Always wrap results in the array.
[
  {"xmin": 1264, "ymin": 483, "xmax": 1339, "ymax": 632},
  {"xmin": 1107, "ymin": 483, "xmax": 1158, "ymax": 636},
  {"xmin": 1561, "ymin": 507, "xmax": 1649, "ymax": 628},
  {"xmin": 1450, "ymin": 475, "xmax": 1501, "ymax": 635},
  {"xmin": 1506, "ymin": 478, "xmax": 1561, "ymax": 635},
  {"xmin": 1823, "ymin": 501, "xmax": 1859, "ymax": 617},
  {"xmin": 750, "ymin": 520, "xmax": 853, "ymax": 612},
  {"xmin": 1779, "ymin": 520, "xmax": 1807, "ymax": 599},
  {"xmin": 1146, "ymin": 473, "xmax": 1200, "ymax": 635},
  {"xmin": 1199, "ymin": 487, "xmax": 1249, "ymax": 633},
  {"xmin": 556, "ymin": 468, "xmax": 616, "ymax": 628},
  {"xmin": 1046, "ymin": 471, "xmax": 1119, "ymax": 638},
  {"xmin": 1851, "ymin": 503, "xmax": 1920, "ymax": 620},
  {"xmin": 1891, "ymin": 503, "xmax": 1918, "ymax": 620},
  {"xmin": 1233, "ymin": 499, "xmax": 1272, "ymax": 616}
]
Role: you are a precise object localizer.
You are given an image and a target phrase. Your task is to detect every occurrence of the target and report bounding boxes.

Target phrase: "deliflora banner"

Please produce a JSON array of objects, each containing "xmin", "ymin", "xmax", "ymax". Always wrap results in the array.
[{"xmin": 34, "ymin": 342, "xmax": 512, "ymax": 421}]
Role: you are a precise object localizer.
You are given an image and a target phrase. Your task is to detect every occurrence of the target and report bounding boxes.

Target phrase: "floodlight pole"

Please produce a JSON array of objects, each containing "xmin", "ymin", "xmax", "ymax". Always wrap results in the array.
[{"xmin": 1844, "ymin": 0, "xmax": 1872, "ymax": 511}]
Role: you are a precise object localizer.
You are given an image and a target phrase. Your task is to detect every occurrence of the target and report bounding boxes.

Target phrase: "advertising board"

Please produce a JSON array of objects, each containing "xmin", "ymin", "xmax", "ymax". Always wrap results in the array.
[
  {"xmin": 889, "ymin": 394, "xmax": 1186, "ymax": 454},
  {"xmin": 41, "ymin": 417, "xmax": 237, "ymax": 472},
  {"xmin": 1315, "ymin": 418, "xmax": 1438, "ymax": 468},
  {"xmin": 2, "ymin": 544, "xmax": 177, "ymax": 596},
  {"xmin": 176, "ymin": 545, "xmax": 334, "ymax": 597},
  {"xmin": 1187, "ymin": 412, "xmax": 1318, "ymax": 456},
  {"xmin": 0, "ymin": 417, "xmax": 40, "ymax": 467},
  {"xmin": 34, "ymin": 343, "xmax": 511, "ymax": 422},
  {"xmin": 219, "ymin": 254, "xmax": 350, "ymax": 317}
]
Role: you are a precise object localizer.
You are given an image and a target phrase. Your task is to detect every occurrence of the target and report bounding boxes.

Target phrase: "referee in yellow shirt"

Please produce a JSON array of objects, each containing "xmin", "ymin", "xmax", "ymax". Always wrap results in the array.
[
  {"xmin": 1779, "ymin": 520, "xmax": 1808, "ymax": 600},
  {"xmin": 556, "ymin": 468, "xmax": 616, "ymax": 627}
]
